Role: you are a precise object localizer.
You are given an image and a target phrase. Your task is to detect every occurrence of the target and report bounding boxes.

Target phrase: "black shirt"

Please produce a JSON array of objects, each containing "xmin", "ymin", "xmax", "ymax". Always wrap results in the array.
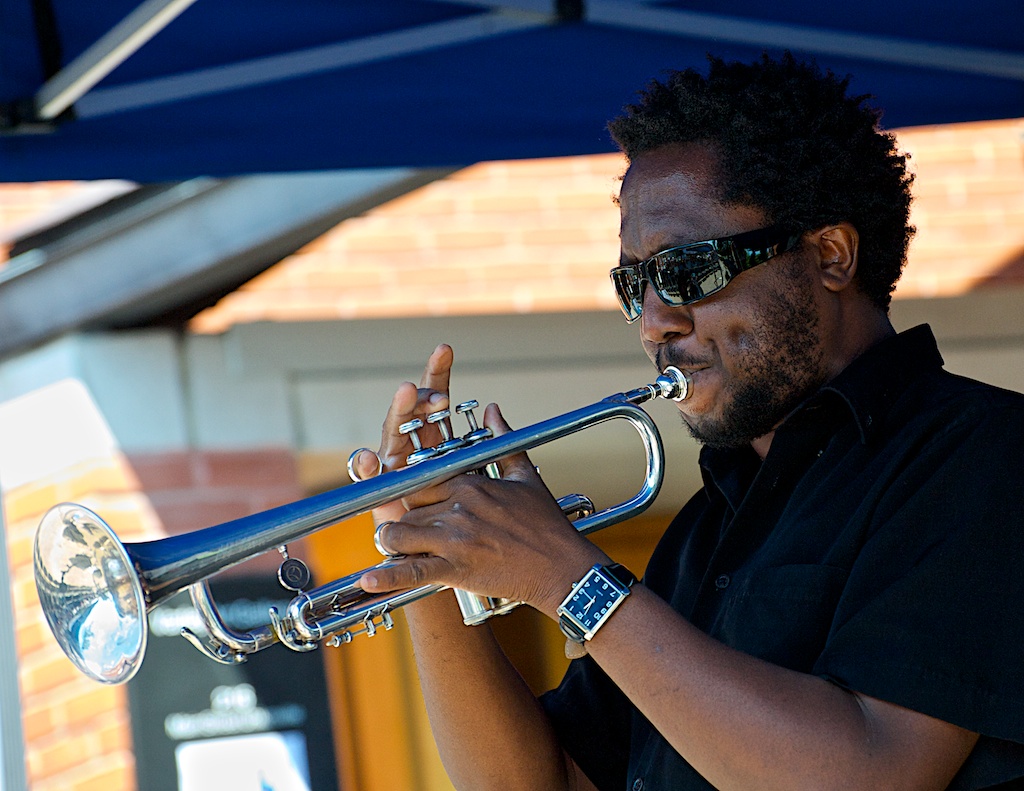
[{"xmin": 541, "ymin": 325, "xmax": 1024, "ymax": 791}]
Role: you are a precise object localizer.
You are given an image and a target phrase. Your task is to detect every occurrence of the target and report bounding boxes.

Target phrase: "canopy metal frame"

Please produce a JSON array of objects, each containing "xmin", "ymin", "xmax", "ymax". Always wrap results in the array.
[
  {"xmin": 34, "ymin": 0, "xmax": 199, "ymax": 121},
  {"xmin": 6, "ymin": 0, "xmax": 1023, "ymax": 135}
]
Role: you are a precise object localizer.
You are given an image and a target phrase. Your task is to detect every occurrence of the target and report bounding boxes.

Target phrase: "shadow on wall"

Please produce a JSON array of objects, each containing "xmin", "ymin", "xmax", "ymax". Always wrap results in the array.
[{"xmin": 975, "ymin": 244, "xmax": 1024, "ymax": 288}]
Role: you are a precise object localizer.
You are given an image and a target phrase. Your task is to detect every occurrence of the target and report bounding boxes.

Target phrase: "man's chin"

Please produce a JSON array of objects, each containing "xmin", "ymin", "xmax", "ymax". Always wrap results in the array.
[
  {"xmin": 680, "ymin": 414, "xmax": 731, "ymax": 449},
  {"xmin": 680, "ymin": 412, "xmax": 771, "ymax": 451}
]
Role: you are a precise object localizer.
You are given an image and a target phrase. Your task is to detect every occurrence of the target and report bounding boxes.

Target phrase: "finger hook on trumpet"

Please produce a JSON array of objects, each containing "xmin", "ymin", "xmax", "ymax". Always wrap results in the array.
[
  {"xmin": 346, "ymin": 448, "xmax": 382, "ymax": 483},
  {"xmin": 374, "ymin": 521, "xmax": 401, "ymax": 559}
]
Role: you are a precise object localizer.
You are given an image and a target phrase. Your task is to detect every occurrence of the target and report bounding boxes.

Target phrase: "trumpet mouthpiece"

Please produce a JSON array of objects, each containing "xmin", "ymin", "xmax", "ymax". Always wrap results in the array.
[{"xmin": 657, "ymin": 366, "xmax": 692, "ymax": 402}]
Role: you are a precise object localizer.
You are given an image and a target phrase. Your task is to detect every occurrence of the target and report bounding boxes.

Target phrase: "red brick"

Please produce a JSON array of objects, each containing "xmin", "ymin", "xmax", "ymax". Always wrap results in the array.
[
  {"xmin": 182, "ymin": 120, "xmax": 1024, "ymax": 329},
  {"xmin": 21, "ymin": 704, "xmax": 55, "ymax": 743},
  {"xmin": 124, "ymin": 451, "xmax": 197, "ymax": 490},
  {"xmin": 95, "ymin": 717, "xmax": 134, "ymax": 753},
  {"xmin": 56, "ymin": 460, "xmax": 140, "ymax": 500},
  {"xmin": 6, "ymin": 531, "xmax": 34, "ymax": 568},
  {"xmin": 345, "ymin": 231, "xmax": 424, "ymax": 252},
  {"xmin": 199, "ymin": 449, "xmax": 300, "ymax": 488},
  {"xmin": 468, "ymin": 193, "xmax": 544, "ymax": 213},
  {"xmin": 29, "ymin": 733, "xmax": 91, "ymax": 777},
  {"xmin": 12, "ymin": 575, "xmax": 40, "ymax": 611},
  {"xmin": 21, "ymin": 653, "xmax": 83, "ymax": 696},
  {"xmin": 3, "ymin": 482, "xmax": 61, "ymax": 523},
  {"xmin": 17, "ymin": 620, "xmax": 53, "ymax": 655},
  {"xmin": 68, "ymin": 761, "xmax": 136, "ymax": 791},
  {"xmin": 144, "ymin": 495, "xmax": 257, "ymax": 535},
  {"xmin": 64, "ymin": 685, "xmax": 125, "ymax": 727}
]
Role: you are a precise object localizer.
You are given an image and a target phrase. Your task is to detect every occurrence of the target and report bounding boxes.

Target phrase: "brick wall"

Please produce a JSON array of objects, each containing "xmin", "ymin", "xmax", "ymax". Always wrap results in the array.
[
  {"xmin": 187, "ymin": 154, "xmax": 626, "ymax": 332},
  {"xmin": 3, "ymin": 447, "xmax": 305, "ymax": 790},
  {"xmin": 6, "ymin": 455, "xmax": 152, "ymax": 791},
  {"xmin": 3, "ymin": 120, "xmax": 1021, "ymax": 333},
  {"xmin": 183, "ymin": 117, "xmax": 1024, "ymax": 333},
  {"xmin": 897, "ymin": 118, "xmax": 1024, "ymax": 297},
  {"xmin": 127, "ymin": 449, "xmax": 304, "ymax": 540}
]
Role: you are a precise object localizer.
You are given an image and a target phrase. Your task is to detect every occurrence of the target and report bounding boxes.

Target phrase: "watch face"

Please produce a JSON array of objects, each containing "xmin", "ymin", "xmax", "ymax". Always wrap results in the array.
[{"xmin": 561, "ymin": 569, "xmax": 627, "ymax": 636}]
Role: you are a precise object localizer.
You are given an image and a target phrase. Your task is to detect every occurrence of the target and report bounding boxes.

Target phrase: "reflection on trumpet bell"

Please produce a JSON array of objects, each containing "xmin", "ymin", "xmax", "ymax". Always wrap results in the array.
[
  {"xmin": 33, "ymin": 504, "xmax": 149, "ymax": 685},
  {"xmin": 33, "ymin": 367, "xmax": 691, "ymax": 685}
]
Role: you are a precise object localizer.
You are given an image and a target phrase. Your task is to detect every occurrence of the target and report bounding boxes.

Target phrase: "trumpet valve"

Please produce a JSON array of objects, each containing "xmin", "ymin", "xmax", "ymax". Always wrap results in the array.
[
  {"xmin": 362, "ymin": 608, "xmax": 395, "ymax": 637},
  {"xmin": 352, "ymin": 609, "xmax": 396, "ymax": 641},
  {"xmin": 427, "ymin": 409, "xmax": 465, "ymax": 453},
  {"xmin": 456, "ymin": 400, "xmax": 491, "ymax": 443},
  {"xmin": 400, "ymin": 418, "xmax": 438, "ymax": 464}
]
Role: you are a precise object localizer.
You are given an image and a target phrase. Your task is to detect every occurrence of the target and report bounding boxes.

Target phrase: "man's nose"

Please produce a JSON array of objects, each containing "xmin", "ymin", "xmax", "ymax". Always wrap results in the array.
[{"xmin": 639, "ymin": 285, "xmax": 694, "ymax": 344}]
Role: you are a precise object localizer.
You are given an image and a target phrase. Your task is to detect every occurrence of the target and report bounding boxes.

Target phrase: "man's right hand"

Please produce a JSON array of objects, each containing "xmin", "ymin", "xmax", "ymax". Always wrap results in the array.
[{"xmin": 349, "ymin": 343, "xmax": 454, "ymax": 526}]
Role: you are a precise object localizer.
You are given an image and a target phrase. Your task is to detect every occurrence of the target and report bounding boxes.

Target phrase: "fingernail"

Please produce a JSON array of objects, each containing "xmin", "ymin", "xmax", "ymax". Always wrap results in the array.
[
  {"xmin": 429, "ymin": 393, "xmax": 445, "ymax": 405},
  {"xmin": 362, "ymin": 574, "xmax": 377, "ymax": 588}
]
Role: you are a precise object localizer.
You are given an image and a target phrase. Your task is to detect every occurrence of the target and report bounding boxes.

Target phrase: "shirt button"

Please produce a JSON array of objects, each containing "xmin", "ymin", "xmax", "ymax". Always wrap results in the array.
[
  {"xmin": 715, "ymin": 574, "xmax": 731, "ymax": 590},
  {"xmin": 633, "ymin": 779, "xmax": 644, "ymax": 791}
]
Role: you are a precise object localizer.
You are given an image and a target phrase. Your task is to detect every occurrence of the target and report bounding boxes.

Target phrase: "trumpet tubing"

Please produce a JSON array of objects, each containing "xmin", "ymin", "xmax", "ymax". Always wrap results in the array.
[{"xmin": 33, "ymin": 367, "xmax": 691, "ymax": 684}]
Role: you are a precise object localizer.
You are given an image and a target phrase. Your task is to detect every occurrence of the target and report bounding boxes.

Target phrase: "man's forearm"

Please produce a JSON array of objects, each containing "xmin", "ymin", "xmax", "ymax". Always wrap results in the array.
[
  {"xmin": 576, "ymin": 585, "xmax": 977, "ymax": 791},
  {"xmin": 404, "ymin": 593, "xmax": 581, "ymax": 791}
]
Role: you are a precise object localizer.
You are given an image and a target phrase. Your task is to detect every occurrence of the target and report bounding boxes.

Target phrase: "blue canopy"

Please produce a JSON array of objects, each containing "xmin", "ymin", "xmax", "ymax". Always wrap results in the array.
[{"xmin": 1, "ymin": 0, "xmax": 1022, "ymax": 182}]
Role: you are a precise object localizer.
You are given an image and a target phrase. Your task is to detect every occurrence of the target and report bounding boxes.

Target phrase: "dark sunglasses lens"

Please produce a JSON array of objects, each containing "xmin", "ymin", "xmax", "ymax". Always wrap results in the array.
[
  {"xmin": 610, "ymin": 268, "xmax": 644, "ymax": 321},
  {"xmin": 651, "ymin": 246, "xmax": 730, "ymax": 305}
]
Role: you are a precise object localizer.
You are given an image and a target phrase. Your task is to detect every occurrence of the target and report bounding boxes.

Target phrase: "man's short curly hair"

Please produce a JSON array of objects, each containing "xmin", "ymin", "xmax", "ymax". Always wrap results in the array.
[{"xmin": 608, "ymin": 52, "xmax": 914, "ymax": 310}]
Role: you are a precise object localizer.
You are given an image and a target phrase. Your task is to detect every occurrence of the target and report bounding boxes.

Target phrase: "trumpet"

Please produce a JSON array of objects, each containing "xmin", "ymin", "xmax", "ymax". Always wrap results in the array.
[{"xmin": 34, "ymin": 367, "xmax": 691, "ymax": 685}]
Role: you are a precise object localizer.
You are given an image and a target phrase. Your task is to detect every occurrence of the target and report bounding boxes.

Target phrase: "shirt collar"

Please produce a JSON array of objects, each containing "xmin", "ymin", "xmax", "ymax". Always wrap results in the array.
[
  {"xmin": 698, "ymin": 324, "xmax": 946, "ymax": 501},
  {"xmin": 816, "ymin": 324, "xmax": 945, "ymax": 444}
]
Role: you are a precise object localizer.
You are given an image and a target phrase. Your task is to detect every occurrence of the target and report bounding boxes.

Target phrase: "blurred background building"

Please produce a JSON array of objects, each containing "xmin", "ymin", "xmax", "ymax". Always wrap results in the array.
[
  {"xmin": 0, "ymin": 114, "xmax": 1021, "ymax": 791},
  {"xmin": 1, "ymin": 5, "xmax": 1023, "ymax": 783}
]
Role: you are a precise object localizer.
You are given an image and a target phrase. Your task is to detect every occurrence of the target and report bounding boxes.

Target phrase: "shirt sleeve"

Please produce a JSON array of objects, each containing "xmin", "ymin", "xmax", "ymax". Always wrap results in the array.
[
  {"xmin": 539, "ymin": 654, "xmax": 633, "ymax": 790},
  {"xmin": 814, "ymin": 397, "xmax": 1024, "ymax": 787}
]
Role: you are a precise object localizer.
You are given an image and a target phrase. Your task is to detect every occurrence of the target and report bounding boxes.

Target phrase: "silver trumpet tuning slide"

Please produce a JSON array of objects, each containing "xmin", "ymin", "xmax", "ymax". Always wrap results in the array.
[{"xmin": 33, "ymin": 367, "xmax": 691, "ymax": 684}]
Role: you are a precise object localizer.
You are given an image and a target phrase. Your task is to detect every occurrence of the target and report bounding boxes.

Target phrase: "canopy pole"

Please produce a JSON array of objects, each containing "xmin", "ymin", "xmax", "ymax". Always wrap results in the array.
[{"xmin": 35, "ymin": 0, "xmax": 200, "ymax": 120}]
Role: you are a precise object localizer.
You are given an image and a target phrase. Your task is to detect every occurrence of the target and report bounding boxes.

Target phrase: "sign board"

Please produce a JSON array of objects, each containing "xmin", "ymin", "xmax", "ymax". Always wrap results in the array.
[{"xmin": 127, "ymin": 576, "xmax": 340, "ymax": 791}]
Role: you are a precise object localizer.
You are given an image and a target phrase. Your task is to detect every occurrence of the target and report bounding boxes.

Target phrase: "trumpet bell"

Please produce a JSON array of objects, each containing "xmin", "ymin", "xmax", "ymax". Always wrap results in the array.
[{"xmin": 34, "ymin": 504, "xmax": 148, "ymax": 684}]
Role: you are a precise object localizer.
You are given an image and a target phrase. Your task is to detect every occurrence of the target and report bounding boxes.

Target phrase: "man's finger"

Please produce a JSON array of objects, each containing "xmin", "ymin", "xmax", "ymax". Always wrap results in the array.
[
  {"xmin": 381, "ymin": 381, "xmax": 421, "ymax": 441},
  {"xmin": 420, "ymin": 343, "xmax": 454, "ymax": 394},
  {"xmin": 373, "ymin": 517, "xmax": 449, "ymax": 558},
  {"xmin": 481, "ymin": 403, "xmax": 538, "ymax": 483},
  {"xmin": 401, "ymin": 476, "xmax": 457, "ymax": 511},
  {"xmin": 348, "ymin": 448, "xmax": 383, "ymax": 481},
  {"xmin": 359, "ymin": 553, "xmax": 452, "ymax": 593}
]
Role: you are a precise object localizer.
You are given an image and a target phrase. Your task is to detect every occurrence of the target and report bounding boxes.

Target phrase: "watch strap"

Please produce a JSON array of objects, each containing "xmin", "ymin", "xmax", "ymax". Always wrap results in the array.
[{"xmin": 603, "ymin": 562, "xmax": 637, "ymax": 590}]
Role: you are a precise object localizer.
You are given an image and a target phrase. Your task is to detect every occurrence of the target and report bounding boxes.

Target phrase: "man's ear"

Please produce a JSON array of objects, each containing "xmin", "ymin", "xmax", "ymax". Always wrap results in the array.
[{"xmin": 814, "ymin": 223, "xmax": 859, "ymax": 293}]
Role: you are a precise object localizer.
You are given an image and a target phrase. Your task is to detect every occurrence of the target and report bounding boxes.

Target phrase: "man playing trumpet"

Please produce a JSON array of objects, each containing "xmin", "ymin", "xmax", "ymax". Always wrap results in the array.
[{"xmin": 351, "ymin": 53, "xmax": 1024, "ymax": 791}]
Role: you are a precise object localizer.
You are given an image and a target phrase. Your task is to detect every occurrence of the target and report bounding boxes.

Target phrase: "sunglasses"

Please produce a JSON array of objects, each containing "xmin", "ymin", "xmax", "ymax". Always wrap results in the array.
[{"xmin": 610, "ymin": 225, "xmax": 803, "ymax": 323}]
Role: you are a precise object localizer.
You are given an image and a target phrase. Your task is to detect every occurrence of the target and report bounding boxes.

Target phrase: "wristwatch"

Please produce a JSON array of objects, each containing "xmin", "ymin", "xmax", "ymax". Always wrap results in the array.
[{"xmin": 557, "ymin": 563, "xmax": 637, "ymax": 645}]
